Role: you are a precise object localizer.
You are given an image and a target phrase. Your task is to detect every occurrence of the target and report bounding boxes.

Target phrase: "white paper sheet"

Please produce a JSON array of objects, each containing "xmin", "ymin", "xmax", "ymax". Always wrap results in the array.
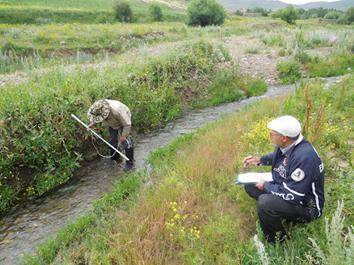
[{"xmin": 235, "ymin": 172, "xmax": 273, "ymax": 184}]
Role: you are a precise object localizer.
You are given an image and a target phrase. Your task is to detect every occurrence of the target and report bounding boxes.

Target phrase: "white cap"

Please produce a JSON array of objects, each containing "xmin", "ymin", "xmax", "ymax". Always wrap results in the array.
[{"xmin": 267, "ymin": 115, "xmax": 302, "ymax": 137}]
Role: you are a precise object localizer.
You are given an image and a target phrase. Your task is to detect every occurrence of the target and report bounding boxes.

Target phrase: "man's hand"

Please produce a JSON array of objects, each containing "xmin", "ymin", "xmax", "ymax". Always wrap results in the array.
[
  {"xmin": 119, "ymin": 136, "xmax": 127, "ymax": 144},
  {"xmin": 243, "ymin": 156, "xmax": 261, "ymax": 168},
  {"xmin": 255, "ymin": 179, "xmax": 265, "ymax": 190},
  {"xmin": 87, "ymin": 122, "xmax": 95, "ymax": 131}
]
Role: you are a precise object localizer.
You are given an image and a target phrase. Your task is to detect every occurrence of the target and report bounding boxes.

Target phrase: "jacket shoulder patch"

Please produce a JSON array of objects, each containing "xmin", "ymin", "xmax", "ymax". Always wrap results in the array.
[{"xmin": 291, "ymin": 168, "xmax": 305, "ymax": 182}]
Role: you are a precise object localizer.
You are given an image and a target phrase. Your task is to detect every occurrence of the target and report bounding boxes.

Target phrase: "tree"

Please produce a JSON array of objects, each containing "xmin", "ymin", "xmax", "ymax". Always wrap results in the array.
[
  {"xmin": 279, "ymin": 5, "xmax": 298, "ymax": 24},
  {"xmin": 235, "ymin": 9, "xmax": 243, "ymax": 16},
  {"xmin": 343, "ymin": 7, "xmax": 354, "ymax": 24},
  {"xmin": 337, "ymin": 7, "xmax": 353, "ymax": 24},
  {"xmin": 149, "ymin": 3, "xmax": 163, "ymax": 22},
  {"xmin": 113, "ymin": 0, "xmax": 133, "ymax": 22},
  {"xmin": 187, "ymin": 0, "xmax": 226, "ymax": 27}
]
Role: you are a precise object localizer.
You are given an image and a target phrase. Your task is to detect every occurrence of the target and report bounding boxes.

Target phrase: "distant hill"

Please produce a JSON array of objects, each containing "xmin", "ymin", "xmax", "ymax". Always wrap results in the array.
[
  {"xmin": 218, "ymin": 0, "xmax": 287, "ymax": 10},
  {"xmin": 299, "ymin": 0, "xmax": 354, "ymax": 10},
  {"xmin": 218, "ymin": 0, "xmax": 354, "ymax": 10}
]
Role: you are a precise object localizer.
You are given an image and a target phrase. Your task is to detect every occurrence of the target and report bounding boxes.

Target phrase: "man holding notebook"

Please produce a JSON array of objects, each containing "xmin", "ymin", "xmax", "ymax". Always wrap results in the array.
[{"xmin": 242, "ymin": 115, "xmax": 325, "ymax": 244}]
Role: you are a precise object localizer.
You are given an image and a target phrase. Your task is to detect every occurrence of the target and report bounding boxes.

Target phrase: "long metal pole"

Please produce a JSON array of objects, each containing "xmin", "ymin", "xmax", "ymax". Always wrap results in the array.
[{"xmin": 71, "ymin": 114, "xmax": 129, "ymax": 161}]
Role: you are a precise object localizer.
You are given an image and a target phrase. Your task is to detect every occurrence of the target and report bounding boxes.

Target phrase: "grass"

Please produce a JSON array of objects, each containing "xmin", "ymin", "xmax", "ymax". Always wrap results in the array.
[
  {"xmin": 0, "ymin": 0, "xmax": 186, "ymax": 24},
  {"xmin": 23, "ymin": 74, "xmax": 353, "ymax": 264},
  {"xmin": 305, "ymin": 53, "xmax": 354, "ymax": 77},
  {"xmin": 1, "ymin": 0, "xmax": 116, "ymax": 10},
  {"xmin": 0, "ymin": 22, "xmax": 188, "ymax": 74}
]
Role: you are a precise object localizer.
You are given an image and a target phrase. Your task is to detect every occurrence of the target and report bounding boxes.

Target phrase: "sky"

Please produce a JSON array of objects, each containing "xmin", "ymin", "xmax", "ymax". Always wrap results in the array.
[{"xmin": 279, "ymin": 0, "xmax": 340, "ymax": 4}]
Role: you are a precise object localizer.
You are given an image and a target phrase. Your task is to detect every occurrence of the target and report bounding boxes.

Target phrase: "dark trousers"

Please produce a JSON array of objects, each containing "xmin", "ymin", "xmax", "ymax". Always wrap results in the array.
[
  {"xmin": 244, "ymin": 183, "xmax": 314, "ymax": 243},
  {"xmin": 109, "ymin": 127, "xmax": 134, "ymax": 165}
]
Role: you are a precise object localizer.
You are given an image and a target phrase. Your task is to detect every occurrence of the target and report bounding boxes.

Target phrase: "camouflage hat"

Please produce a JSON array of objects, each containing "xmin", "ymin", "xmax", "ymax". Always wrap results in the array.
[{"xmin": 87, "ymin": 99, "xmax": 110, "ymax": 124}]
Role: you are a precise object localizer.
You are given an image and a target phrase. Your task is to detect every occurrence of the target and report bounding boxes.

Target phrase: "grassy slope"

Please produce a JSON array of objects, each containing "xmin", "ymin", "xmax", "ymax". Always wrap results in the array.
[
  {"xmin": 0, "ymin": 0, "xmax": 186, "ymax": 24},
  {"xmin": 24, "ymin": 75, "xmax": 353, "ymax": 264}
]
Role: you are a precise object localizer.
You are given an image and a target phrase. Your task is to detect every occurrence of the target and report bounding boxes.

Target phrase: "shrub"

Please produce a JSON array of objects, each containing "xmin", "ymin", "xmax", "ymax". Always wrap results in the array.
[
  {"xmin": 187, "ymin": 0, "xmax": 226, "ymax": 27},
  {"xmin": 308, "ymin": 201, "xmax": 353, "ymax": 265},
  {"xmin": 235, "ymin": 10, "xmax": 243, "ymax": 16},
  {"xmin": 276, "ymin": 60, "xmax": 301, "ymax": 84},
  {"xmin": 324, "ymin": 11, "xmax": 341, "ymax": 20},
  {"xmin": 261, "ymin": 34, "xmax": 285, "ymax": 47},
  {"xmin": 273, "ymin": 5, "xmax": 298, "ymax": 24},
  {"xmin": 337, "ymin": 7, "xmax": 354, "ymax": 25},
  {"xmin": 294, "ymin": 49, "xmax": 313, "ymax": 64},
  {"xmin": 113, "ymin": 0, "xmax": 133, "ymax": 22},
  {"xmin": 149, "ymin": 3, "xmax": 163, "ymax": 22}
]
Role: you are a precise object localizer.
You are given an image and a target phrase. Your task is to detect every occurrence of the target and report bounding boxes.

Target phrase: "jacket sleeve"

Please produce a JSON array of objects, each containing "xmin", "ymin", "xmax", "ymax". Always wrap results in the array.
[
  {"xmin": 260, "ymin": 151, "xmax": 275, "ymax": 166},
  {"xmin": 112, "ymin": 105, "xmax": 132, "ymax": 137},
  {"xmin": 121, "ymin": 124, "xmax": 131, "ymax": 137},
  {"xmin": 264, "ymin": 157, "xmax": 317, "ymax": 204}
]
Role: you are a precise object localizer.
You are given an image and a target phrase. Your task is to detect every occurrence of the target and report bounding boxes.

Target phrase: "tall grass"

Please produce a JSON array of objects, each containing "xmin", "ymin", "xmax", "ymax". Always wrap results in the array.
[{"xmin": 23, "ymin": 75, "xmax": 353, "ymax": 264}]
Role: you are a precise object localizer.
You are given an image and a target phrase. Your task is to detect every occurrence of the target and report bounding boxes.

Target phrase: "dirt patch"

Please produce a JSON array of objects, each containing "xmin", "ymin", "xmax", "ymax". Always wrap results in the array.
[
  {"xmin": 221, "ymin": 36, "xmax": 285, "ymax": 85},
  {"xmin": 306, "ymin": 46, "xmax": 335, "ymax": 58}
]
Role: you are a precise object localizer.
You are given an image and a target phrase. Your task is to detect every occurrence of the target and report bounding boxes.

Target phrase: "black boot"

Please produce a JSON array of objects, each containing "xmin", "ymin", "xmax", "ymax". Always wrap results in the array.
[
  {"xmin": 123, "ymin": 147, "xmax": 134, "ymax": 171},
  {"xmin": 123, "ymin": 136, "xmax": 134, "ymax": 171}
]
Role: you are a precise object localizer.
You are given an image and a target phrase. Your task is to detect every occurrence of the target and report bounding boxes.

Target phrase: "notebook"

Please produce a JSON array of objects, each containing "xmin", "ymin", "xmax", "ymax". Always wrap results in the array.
[{"xmin": 235, "ymin": 172, "xmax": 273, "ymax": 184}]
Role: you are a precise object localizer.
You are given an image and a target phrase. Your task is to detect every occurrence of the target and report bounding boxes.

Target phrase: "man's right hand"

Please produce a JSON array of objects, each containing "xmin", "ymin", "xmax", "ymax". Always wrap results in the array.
[{"xmin": 243, "ymin": 156, "xmax": 261, "ymax": 168}]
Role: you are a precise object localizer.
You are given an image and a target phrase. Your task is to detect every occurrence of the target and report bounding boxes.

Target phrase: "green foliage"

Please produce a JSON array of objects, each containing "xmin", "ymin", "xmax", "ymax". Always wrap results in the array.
[
  {"xmin": 294, "ymin": 49, "xmax": 314, "ymax": 64},
  {"xmin": 299, "ymin": 7, "xmax": 343, "ymax": 20},
  {"xmin": 308, "ymin": 201, "xmax": 353, "ymax": 265},
  {"xmin": 149, "ymin": 3, "xmax": 163, "ymax": 22},
  {"xmin": 324, "ymin": 10, "xmax": 341, "ymax": 20},
  {"xmin": 247, "ymin": 78, "xmax": 268, "ymax": 96},
  {"xmin": 187, "ymin": 0, "xmax": 226, "ymax": 27},
  {"xmin": 261, "ymin": 34, "xmax": 285, "ymax": 47},
  {"xmin": 235, "ymin": 9, "xmax": 243, "ymax": 16},
  {"xmin": 276, "ymin": 60, "xmax": 301, "ymax": 84},
  {"xmin": 246, "ymin": 7, "xmax": 270, "ymax": 17},
  {"xmin": 273, "ymin": 5, "xmax": 298, "ymax": 24},
  {"xmin": 304, "ymin": 53, "xmax": 354, "ymax": 77},
  {"xmin": 337, "ymin": 7, "xmax": 354, "ymax": 25},
  {"xmin": 113, "ymin": 0, "xmax": 133, "ymax": 22},
  {"xmin": 195, "ymin": 68, "xmax": 245, "ymax": 107}
]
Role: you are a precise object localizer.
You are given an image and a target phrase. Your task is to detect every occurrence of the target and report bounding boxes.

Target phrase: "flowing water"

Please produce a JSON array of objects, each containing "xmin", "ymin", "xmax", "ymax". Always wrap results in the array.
[{"xmin": 0, "ymin": 76, "xmax": 343, "ymax": 264}]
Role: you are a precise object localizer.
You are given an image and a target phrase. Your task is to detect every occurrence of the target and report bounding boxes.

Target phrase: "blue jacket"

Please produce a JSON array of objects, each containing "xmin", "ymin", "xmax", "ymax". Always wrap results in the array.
[{"xmin": 260, "ymin": 135, "xmax": 325, "ymax": 218}]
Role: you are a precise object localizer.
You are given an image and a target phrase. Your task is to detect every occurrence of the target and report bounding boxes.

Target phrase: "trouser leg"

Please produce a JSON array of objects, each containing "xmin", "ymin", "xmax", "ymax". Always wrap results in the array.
[
  {"xmin": 257, "ymin": 194, "xmax": 313, "ymax": 243},
  {"xmin": 109, "ymin": 127, "xmax": 120, "ymax": 161},
  {"xmin": 244, "ymin": 183, "xmax": 267, "ymax": 200}
]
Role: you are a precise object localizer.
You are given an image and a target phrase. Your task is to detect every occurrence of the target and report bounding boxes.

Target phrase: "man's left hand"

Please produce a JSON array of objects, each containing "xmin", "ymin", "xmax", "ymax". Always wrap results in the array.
[{"xmin": 255, "ymin": 179, "xmax": 265, "ymax": 190}]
